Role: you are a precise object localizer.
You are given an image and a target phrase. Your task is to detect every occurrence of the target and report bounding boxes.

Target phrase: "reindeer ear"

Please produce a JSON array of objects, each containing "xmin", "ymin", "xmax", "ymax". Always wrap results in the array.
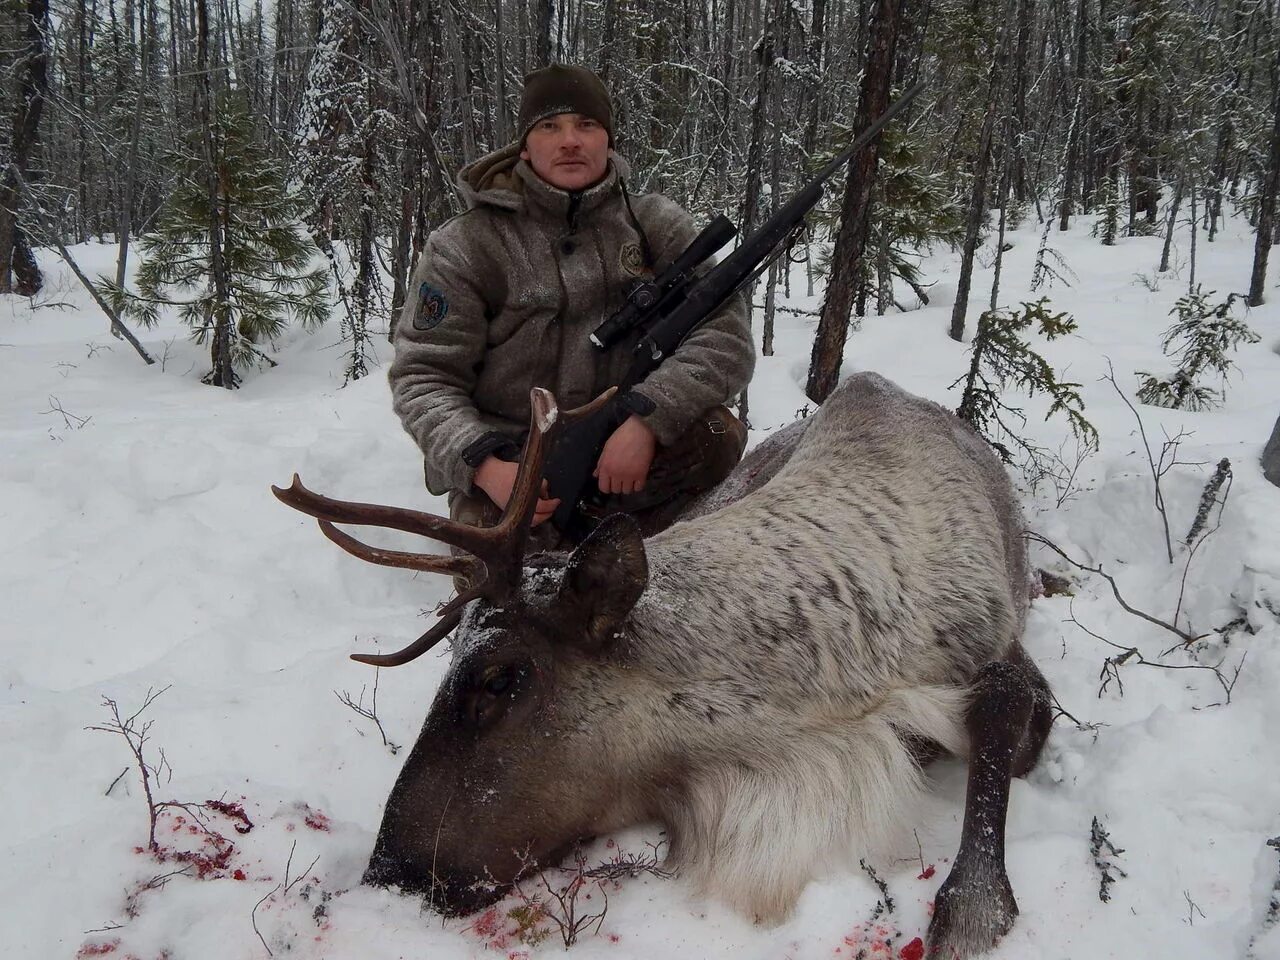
[{"xmin": 559, "ymin": 513, "xmax": 648, "ymax": 652}]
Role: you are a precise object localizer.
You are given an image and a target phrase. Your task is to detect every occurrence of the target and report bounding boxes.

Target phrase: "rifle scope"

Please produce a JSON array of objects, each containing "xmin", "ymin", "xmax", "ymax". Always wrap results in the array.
[{"xmin": 589, "ymin": 214, "xmax": 737, "ymax": 350}]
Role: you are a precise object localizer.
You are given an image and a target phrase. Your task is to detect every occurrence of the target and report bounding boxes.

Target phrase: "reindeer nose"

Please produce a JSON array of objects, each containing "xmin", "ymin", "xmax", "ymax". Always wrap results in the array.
[{"xmin": 362, "ymin": 848, "xmax": 505, "ymax": 916}]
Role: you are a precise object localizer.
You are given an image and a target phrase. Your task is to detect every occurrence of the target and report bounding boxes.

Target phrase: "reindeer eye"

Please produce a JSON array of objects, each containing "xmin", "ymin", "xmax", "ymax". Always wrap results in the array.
[
  {"xmin": 470, "ymin": 665, "xmax": 527, "ymax": 731},
  {"xmin": 484, "ymin": 671, "xmax": 513, "ymax": 696}
]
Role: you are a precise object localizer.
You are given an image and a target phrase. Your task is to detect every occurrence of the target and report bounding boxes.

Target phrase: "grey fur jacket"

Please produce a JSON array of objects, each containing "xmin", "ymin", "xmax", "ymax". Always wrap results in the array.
[{"xmin": 388, "ymin": 143, "xmax": 755, "ymax": 496}]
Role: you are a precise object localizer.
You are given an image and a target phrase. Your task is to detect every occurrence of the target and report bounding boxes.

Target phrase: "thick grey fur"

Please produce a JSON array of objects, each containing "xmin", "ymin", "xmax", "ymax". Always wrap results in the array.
[{"xmin": 363, "ymin": 372, "xmax": 1048, "ymax": 959}]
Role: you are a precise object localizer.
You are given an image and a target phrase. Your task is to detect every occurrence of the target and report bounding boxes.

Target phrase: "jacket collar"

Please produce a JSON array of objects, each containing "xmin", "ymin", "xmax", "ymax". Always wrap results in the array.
[
  {"xmin": 456, "ymin": 142, "xmax": 632, "ymax": 224},
  {"xmin": 514, "ymin": 156, "xmax": 626, "ymax": 224}
]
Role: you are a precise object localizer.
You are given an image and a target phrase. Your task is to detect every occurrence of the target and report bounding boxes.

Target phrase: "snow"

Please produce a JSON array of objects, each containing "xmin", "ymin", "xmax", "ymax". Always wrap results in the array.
[{"xmin": 3, "ymin": 212, "xmax": 1279, "ymax": 960}]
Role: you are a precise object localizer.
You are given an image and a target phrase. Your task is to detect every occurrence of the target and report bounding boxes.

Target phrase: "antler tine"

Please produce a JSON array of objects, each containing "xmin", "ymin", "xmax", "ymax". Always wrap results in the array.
[
  {"xmin": 272, "ymin": 474, "xmax": 516, "ymax": 561},
  {"xmin": 277, "ymin": 387, "xmax": 611, "ymax": 668},
  {"xmin": 317, "ymin": 520, "xmax": 485, "ymax": 581},
  {"xmin": 467, "ymin": 388, "xmax": 558, "ymax": 591},
  {"xmin": 348, "ymin": 583, "xmax": 484, "ymax": 665},
  {"xmin": 483, "ymin": 386, "xmax": 620, "ymax": 540},
  {"xmin": 560, "ymin": 386, "xmax": 618, "ymax": 424},
  {"xmin": 350, "ymin": 609, "xmax": 465, "ymax": 667}
]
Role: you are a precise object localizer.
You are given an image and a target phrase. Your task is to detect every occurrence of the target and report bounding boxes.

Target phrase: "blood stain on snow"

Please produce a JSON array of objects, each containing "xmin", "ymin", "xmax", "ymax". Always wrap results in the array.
[
  {"xmin": 206, "ymin": 799, "xmax": 255, "ymax": 834},
  {"xmin": 899, "ymin": 938, "xmax": 925, "ymax": 960},
  {"xmin": 303, "ymin": 808, "xmax": 332, "ymax": 832},
  {"xmin": 918, "ymin": 865, "xmax": 936, "ymax": 880},
  {"xmin": 76, "ymin": 942, "xmax": 120, "ymax": 958},
  {"xmin": 841, "ymin": 921, "xmax": 907, "ymax": 958}
]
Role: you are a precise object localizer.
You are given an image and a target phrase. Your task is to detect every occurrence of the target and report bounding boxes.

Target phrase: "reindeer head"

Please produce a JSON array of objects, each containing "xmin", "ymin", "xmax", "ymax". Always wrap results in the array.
[{"xmin": 273, "ymin": 389, "xmax": 658, "ymax": 915}]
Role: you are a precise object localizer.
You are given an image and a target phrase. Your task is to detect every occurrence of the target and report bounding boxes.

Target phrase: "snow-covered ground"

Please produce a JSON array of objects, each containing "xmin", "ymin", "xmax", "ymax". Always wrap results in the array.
[{"xmin": 3, "ymin": 211, "xmax": 1279, "ymax": 960}]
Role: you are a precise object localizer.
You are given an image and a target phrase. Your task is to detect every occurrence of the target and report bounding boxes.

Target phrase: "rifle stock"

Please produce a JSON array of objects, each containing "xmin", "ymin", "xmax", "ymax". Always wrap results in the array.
[{"xmin": 544, "ymin": 398, "xmax": 628, "ymax": 532}]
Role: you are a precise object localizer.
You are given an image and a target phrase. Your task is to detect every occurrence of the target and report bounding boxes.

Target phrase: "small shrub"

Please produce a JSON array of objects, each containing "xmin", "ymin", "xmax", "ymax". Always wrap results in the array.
[
  {"xmin": 954, "ymin": 297, "xmax": 1098, "ymax": 465},
  {"xmin": 1136, "ymin": 288, "xmax": 1259, "ymax": 410}
]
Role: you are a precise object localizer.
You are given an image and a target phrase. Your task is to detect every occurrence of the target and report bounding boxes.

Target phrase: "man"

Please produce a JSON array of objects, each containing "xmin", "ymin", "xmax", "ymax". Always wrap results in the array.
[{"xmin": 389, "ymin": 64, "xmax": 754, "ymax": 545}]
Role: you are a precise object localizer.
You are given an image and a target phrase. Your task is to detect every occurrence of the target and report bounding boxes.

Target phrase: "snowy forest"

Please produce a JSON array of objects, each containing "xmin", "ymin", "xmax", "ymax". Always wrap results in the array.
[{"xmin": 1, "ymin": 0, "xmax": 1278, "ymax": 390}]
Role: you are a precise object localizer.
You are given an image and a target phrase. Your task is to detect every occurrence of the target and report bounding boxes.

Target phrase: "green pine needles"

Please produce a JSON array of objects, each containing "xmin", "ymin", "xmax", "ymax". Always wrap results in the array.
[
  {"xmin": 813, "ymin": 123, "xmax": 964, "ymax": 314},
  {"xmin": 955, "ymin": 297, "xmax": 1099, "ymax": 464},
  {"xmin": 101, "ymin": 97, "xmax": 329, "ymax": 387},
  {"xmin": 1136, "ymin": 287, "xmax": 1259, "ymax": 410}
]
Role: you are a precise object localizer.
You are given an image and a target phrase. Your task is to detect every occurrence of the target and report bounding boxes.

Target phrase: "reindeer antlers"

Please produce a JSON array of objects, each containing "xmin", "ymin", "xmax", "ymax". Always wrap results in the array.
[{"xmin": 273, "ymin": 387, "xmax": 615, "ymax": 667}]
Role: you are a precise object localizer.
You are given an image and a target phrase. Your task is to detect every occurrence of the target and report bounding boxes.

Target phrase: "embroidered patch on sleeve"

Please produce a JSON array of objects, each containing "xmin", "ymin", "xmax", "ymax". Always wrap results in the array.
[
  {"xmin": 413, "ymin": 282, "xmax": 450, "ymax": 332},
  {"xmin": 619, "ymin": 241, "xmax": 647, "ymax": 278}
]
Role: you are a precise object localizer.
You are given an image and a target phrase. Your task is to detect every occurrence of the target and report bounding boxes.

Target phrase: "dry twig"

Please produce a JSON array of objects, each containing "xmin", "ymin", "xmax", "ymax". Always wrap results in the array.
[
  {"xmin": 1102, "ymin": 362, "xmax": 1196, "ymax": 563},
  {"xmin": 86, "ymin": 687, "xmax": 172, "ymax": 850},
  {"xmin": 1065, "ymin": 601, "xmax": 1244, "ymax": 705},
  {"xmin": 1028, "ymin": 533, "xmax": 1203, "ymax": 646},
  {"xmin": 335, "ymin": 667, "xmax": 400, "ymax": 754},
  {"xmin": 42, "ymin": 395, "xmax": 92, "ymax": 429}
]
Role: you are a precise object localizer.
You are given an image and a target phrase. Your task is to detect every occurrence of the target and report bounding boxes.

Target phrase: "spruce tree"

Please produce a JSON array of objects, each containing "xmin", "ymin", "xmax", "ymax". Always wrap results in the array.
[
  {"xmin": 1136, "ymin": 288, "xmax": 1259, "ymax": 410},
  {"xmin": 954, "ymin": 297, "xmax": 1097, "ymax": 464},
  {"xmin": 102, "ymin": 95, "xmax": 328, "ymax": 386}
]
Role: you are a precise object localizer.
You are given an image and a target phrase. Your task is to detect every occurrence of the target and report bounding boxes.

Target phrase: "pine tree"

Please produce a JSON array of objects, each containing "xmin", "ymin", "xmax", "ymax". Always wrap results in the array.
[
  {"xmin": 101, "ymin": 96, "xmax": 328, "ymax": 386},
  {"xmin": 954, "ymin": 297, "xmax": 1097, "ymax": 464},
  {"xmin": 1136, "ymin": 288, "xmax": 1260, "ymax": 410}
]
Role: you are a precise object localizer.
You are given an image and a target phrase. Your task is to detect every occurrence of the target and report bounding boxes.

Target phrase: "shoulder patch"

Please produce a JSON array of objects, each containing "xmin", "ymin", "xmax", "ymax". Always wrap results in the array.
[
  {"xmin": 619, "ymin": 241, "xmax": 647, "ymax": 278},
  {"xmin": 413, "ymin": 282, "xmax": 450, "ymax": 332}
]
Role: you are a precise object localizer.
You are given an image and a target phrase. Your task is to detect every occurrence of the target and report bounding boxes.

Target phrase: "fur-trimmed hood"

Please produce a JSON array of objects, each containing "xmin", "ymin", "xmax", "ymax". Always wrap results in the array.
[{"xmin": 456, "ymin": 143, "xmax": 635, "ymax": 222}]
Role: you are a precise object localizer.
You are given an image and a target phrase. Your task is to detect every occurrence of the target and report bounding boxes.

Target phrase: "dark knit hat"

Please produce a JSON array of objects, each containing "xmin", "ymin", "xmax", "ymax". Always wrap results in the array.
[{"xmin": 518, "ymin": 64, "xmax": 614, "ymax": 146}]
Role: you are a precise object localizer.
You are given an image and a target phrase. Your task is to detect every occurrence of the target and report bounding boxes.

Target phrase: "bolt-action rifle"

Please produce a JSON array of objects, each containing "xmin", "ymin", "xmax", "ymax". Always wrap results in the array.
[{"xmin": 544, "ymin": 82, "xmax": 924, "ymax": 535}]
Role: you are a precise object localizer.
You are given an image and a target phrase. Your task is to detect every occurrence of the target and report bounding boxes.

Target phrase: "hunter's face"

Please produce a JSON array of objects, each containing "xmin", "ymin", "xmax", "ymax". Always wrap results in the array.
[{"xmin": 521, "ymin": 113, "xmax": 611, "ymax": 191}]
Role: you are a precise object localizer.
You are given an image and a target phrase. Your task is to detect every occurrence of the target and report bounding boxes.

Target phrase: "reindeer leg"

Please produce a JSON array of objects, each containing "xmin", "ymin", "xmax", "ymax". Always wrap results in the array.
[{"xmin": 927, "ymin": 658, "xmax": 1051, "ymax": 959}]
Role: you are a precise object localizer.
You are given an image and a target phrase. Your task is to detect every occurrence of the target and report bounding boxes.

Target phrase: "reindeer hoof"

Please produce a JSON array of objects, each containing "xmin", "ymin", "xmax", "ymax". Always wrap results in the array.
[{"xmin": 926, "ymin": 866, "xmax": 1018, "ymax": 959}]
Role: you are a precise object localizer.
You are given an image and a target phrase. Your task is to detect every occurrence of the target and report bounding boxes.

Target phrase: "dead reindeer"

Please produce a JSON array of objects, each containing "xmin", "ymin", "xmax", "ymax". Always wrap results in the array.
[{"xmin": 273, "ymin": 373, "xmax": 1053, "ymax": 958}]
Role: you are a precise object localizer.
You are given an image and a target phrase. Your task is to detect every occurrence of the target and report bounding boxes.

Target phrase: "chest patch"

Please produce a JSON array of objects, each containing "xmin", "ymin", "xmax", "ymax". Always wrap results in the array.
[
  {"xmin": 413, "ymin": 282, "xmax": 450, "ymax": 332},
  {"xmin": 619, "ymin": 241, "xmax": 648, "ymax": 278}
]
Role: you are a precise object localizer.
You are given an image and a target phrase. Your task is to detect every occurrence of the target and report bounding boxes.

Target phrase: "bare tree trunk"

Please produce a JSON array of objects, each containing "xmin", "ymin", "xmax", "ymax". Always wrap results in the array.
[
  {"xmin": 348, "ymin": 102, "xmax": 376, "ymax": 382},
  {"xmin": 989, "ymin": 142, "xmax": 1012, "ymax": 310},
  {"xmin": 1059, "ymin": 0, "xmax": 1087, "ymax": 231},
  {"xmin": 75, "ymin": 0, "xmax": 89, "ymax": 242},
  {"xmin": 1159, "ymin": 173, "xmax": 1184, "ymax": 273},
  {"xmin": 196, "ymin": 0, "xmax": 234, "ymax": 387},
  {"xmin": 805, "ymin": 0, "xmax": 904, "ymax": 403},
  {"xmin": 445, "ymin": 2, "xmax": 477, "ymax": 161},
  {"xmin": 1011, "ymin": 0, "xmax": 1033, "ymax": 204},
  {"xmin": 803, "ymin": 0, "xmax": 827, "ymax": 155},
  {"xmin": 115, "ymin": 0, "xmax": 154, "ymax": 294},
  {"xmin": 494, "ymin": 0, "xmax": 508, "ymax": 144},
  {"xmin": 1207, "ymin": 121, "xmax": 1231, "ymax": 242},
  {"xmin": 761, "ymin": 4, "xmax": 785, "ymax": 357},
  {"xmin": 1248, "ymin": 73, "xmax": 1280, "ymax": 306},
  {"xmin": 533, "ymin": 0, "xmax": 553, "ymax": 66},
  {"xmin": 0, "ymin": 0, "xmax": 51, "ymax": 296},
  {"xmin": 738, "ymin": 18, "xmax": 775, "ymax": 240},
  {"xmin": 739, "ymin": 4, "xmax": 777, "ymax": 354},
  {"xmin": 949, "ymin": 0, "xmax": 1015, "ymax": 342},
  {"xmin": 1188, "ymin": 177, "xmax": 1198, "ymax": 295},
  {"xmin": 598, "ymin": 0, "xmax": 620, "ymax": 83}
]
